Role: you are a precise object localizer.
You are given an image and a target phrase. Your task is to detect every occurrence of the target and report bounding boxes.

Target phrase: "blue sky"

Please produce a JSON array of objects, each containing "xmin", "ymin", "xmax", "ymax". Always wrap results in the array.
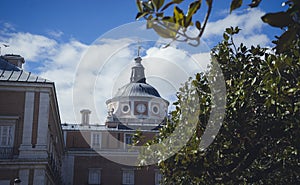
[
  {"xmin": 0, "ymin": 0, "xmax": 283, "ymax": 44},
  {"xmin": 0, "ymin": 0, "xmax": 286, "ymax": 123},
  {"xmin": 0, "ymin": 0, "xmax": 138, "ymax": 43}
]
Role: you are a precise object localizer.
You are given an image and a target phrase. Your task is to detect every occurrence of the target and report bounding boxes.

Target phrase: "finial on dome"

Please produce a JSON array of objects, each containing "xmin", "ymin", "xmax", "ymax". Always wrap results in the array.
[
  {"xmin": 131, "ymin": 45, "xmax": 146, "ymax": 83},
  {"xmin": 137, "ymin": 45, "xmax": 141, "ymax": 57},
  {"xmin": 135, "ymin": 42, "xmax": 142, "ymax": 62}
]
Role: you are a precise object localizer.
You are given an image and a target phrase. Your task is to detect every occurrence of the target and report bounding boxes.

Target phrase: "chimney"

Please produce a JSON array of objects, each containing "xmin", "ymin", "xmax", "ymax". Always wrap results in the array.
[
  {"xmin": 2, "ymin": 54, "xmax": 25, "ymax": 68},
  {"xmin": 80, "ymin": 109, "xmax": 91, "ymax": 125}
]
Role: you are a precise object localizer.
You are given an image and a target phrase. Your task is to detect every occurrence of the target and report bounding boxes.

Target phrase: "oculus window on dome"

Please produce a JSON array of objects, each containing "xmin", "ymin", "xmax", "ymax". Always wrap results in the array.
[
  {"xmin": 152, "ymin": 105, "xmax": 159, "ymax": 114},
  {"xmin": 121, "ymin": 103, "xmax": 131, "ymax": 114}
]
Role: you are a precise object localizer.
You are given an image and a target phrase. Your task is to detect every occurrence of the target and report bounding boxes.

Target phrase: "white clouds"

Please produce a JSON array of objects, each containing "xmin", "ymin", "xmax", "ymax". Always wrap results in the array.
[
  {"xmin": 203, "ymin": 8, "xmax": 270, "ymax": 47},
  {"xmin": 47, "ymin": 30, "xmax": 64, "ymax": 38},
  {"xmin": 4, "ymin": 32, "xmax": 57, "ymax": 61},
  {"xmin": 52, "ymin": 40, "xmax": 87, "ymax": 67},
  {"xmin": 0, "ymin": 9, "xmax": 272, "ymax": 124},
  {"xmin": 39, "ymin": 40, "xmax": 88, "ymax": 123},
  {"xmin": 233, "ymin": 34, "xmax": 269, "ymax": 48},
  {"xmin": 0, "ymin": 26, "xmax": 88, "ymax": 123},
  {"xmin": 205, "ymin": 9, "xmax": 264, "ymax": 37},
  {"xmin": 0, "ymin": 25, "xmax": 207, "ymax": 124},
  {"xmin": 74, "ymin": 39, "xmax": 134, "ymax": 123},
  {"xmin": 205, "ymin": 9, "xmax": 265, "ymax": 36}
]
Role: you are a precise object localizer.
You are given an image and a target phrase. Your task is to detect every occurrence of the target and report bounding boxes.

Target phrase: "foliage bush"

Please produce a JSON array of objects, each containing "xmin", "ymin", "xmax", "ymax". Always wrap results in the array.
[{"xmin": 137, "ymin": 27, "xmax": 300, "ymax": 184}]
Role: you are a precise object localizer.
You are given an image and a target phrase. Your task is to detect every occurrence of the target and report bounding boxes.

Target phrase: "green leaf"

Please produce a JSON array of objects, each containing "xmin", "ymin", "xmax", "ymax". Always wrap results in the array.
[
  {"xmin": 275, "ymin": 27, "xmax": 297, "ymax": 53},
  {"xmin": 174, "ymin": 6, "xmax": 185, "ymax": 26},
  {"xmin": 195, "ymin": 20, "xmax": 201, "ymax": 30},
  {"xmin": 162, "ymin": 16, "xmax": 175, "ymax": 23},
  {"xmin": 152, "ymin": 0, "xmax": 165, "ymax": 11},
  {"xmin": 186, "ymin": 1, "xmax": 201, "ymax": 22},
  {"xmin": 230, "ymin": 0, "xmax": 243, "ymax": 13},
  {"xmin": 156, "ymin": 12, "xmax": 164, "ymax": 17},
  {"xmin": 225, "ymin": 27, "xmax": 233, "ymax": 35},
  {"xmin": 152, "ymin": 24, "xmax": 177, "ymax": 38},
  {"xmin": 173, "ymin": 0, "xmax": 184, "ymax": 4},
  {"xmin": 233, "ymin": 26, "xmax": 241, "ymax": 34},
  {"xmin": 196, "ymin": 73, "xmax": 201, "ymax": 81},
  {"xmin": 161, "ymin": 1, "xmax": 174, "ymax": 11},
  {"xmin": 147, "ymin": 21, "xmax": 153, "ymax": 29},
  {"xmin": 287, "ymin": 88, "xmax": 297, "ymax": 94},
  {"xmin": 223, "ymin": 33, "xmax": 229, "ymax": 41},
  {"xmin": 183, "ymin": 17, "xmax": 192, "ymax": 28},
  {"xmin": 206, "ymin": 0, "xmax": 212, "ymax": 6},
  {"xmin": 136, "ymin": 0, "xmax": 143, "ymax": 12},
  {"xmin": 173, "ymin": 101, "xmax": 179, "ymax": 105},
  {"xmin": 261, "ymin": 12, "xmax": 293, "ymax": 28},
  {"xmin": 136, "ymin": 12, "xmax": 149, "ymax": 20},
  {"xmin": 192, "ymin": 80, "xmax": 198, "ymax": 87},
  {"xmin": 146, "ymin": 15, "xmax": 154, "ymax": 28},
  {"xmin": 142, "ymin": 1, "xmax": 155, "ymax": 12},
  {"xmin": 162, "ymin": 16, "xmax": 180, "ymax": 32}
]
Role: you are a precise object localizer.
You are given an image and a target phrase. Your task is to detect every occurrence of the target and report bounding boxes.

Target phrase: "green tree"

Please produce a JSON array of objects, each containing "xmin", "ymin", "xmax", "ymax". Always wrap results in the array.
[
  {"xmin": 136, "ymin": 27, "xmax": 300, "ymax": 183},
  {"xmin": 133, "ymin": 0, "xmax": 300, "ymax": 184}
]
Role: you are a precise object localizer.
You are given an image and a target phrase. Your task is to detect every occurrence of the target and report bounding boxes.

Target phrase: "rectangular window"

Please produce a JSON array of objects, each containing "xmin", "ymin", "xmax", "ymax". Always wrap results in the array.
[
  {"xmin": 125, "ymin": 134, "xmax": 132, "ymax": 145},
  {"xmin": 0, "ymin": 125, "xmax": 14, "ymax": 147},
  {"xmin": 124, "ymin": 134, "xmax": 133, "ymax": 149},
  {"xmin": 155, "ymin": 170, "xmax": 162, "ymax": 185},
  {"xmin": 92, "ymin": 132, "xmax": 101, "ymax": 149},
  {"xmin": 0, "ymin": 117, "xmax": 17, "ymax": 159},
  {"xmin": 122, "ymin": 169, "xmax": 134, "ymax": 185},
  {"xmin": 88, "ymin": 168, "xmax": 101, "ymax": 185}
]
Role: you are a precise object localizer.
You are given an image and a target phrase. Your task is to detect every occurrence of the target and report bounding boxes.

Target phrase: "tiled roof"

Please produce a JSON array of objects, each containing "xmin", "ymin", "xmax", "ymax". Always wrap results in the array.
[{"xmin": 0, "ymin": 56, "xmax": 50, "ymax": 83}]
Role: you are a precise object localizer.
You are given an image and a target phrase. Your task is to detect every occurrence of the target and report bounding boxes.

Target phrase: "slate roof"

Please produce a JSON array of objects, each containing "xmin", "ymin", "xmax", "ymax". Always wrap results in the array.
[
  {"xmin": 115, "ymin": 82, "xmax": 161, "ymax": 98},
  {"xmin": 0, "ymin": 56, "xmax": 50, "ymax": 83}
]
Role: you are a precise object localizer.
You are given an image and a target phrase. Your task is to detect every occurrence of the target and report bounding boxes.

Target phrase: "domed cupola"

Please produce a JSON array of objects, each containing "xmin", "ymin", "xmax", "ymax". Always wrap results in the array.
[
  {"xmin": 105, "ymin": 55, "xmax": 169, "ymax": 130},
  {"xmin": 114, "ymin": 56, "xmax": 161, "ymax": 98}
]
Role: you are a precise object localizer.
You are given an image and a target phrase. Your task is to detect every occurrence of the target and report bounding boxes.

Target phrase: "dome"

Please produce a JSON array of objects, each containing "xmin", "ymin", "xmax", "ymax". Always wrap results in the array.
[
  {"xmin": 114, "ymin": 82, "xmax": 161, "ymax": 98},
  {"xmin": 105, "ymin": 54, "xmax": 170, "ymax": 129},
  {"xmin": 112, "ymin": 56, "xmax": 161, "ymax": 98}
]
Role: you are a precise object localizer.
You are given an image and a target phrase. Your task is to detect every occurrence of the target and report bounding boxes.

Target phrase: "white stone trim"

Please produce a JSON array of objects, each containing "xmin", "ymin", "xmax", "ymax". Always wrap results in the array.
[
  {"xmin": 33, "ymin": 168, "xmax": 46, "ymax": 184},
  {"xmin": 21, "ymin": 91, "xmax": 34, "ymax": 146},
  {"xmin": 19, "ymin": 169, "xmax": 29, "ymax": 185},
  {"xmin": 121, "ymin": 104, "xmax": 131, "ymax": 114},
  {"xmin": 0, "ymin": 82, "xmax": 53, "ymax": 92},
  {"xmin": 0, "ymin": 116, "xmax": 19, "ymax": 120},
  {"xmin": 62, "ymin": 155, "xmax": 74, "ymax": 185},
  {"xmin": 36, "ymin": 92, "xmax": 49, "ymax": 147}
]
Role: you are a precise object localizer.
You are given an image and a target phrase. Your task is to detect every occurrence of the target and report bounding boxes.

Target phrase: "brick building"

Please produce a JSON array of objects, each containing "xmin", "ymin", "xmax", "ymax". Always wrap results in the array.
[
  {"xmin": 0, "ymin": 54, "xmax": 64, "ymax": 185},
  {"xmin": 0, "ymin": 54, "xmax": 168, "ymax": 185},
  {"xmin": 62, "ymin": 56, "xmax": 168, "ymax": 185}
]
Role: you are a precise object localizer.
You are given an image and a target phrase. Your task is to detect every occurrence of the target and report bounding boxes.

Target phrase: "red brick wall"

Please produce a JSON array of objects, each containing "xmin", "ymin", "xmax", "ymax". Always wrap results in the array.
[
  {"xmin": 0, "ymin": 91, "xmax": 25, "ymax": 155},
  {"xmin": 66, "ymin": 131, "xmax": 90, "ymax": 148},
  {"xmin": 73, "ymin": 155, "xmax": 156, "ymax": 185}
]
